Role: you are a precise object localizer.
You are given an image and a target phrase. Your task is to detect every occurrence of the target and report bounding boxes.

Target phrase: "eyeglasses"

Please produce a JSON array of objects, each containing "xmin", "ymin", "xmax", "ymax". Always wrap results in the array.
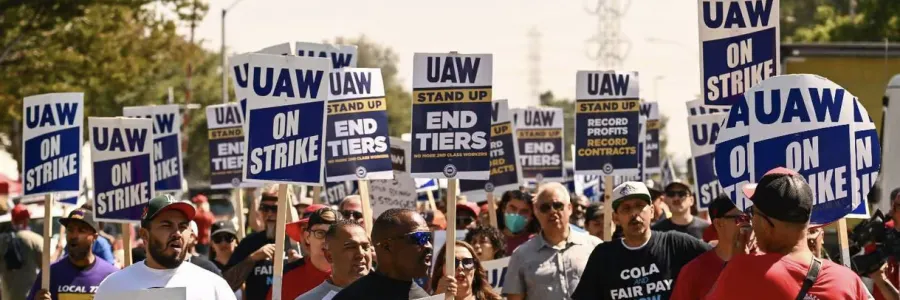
[
  {"xmin": 212, "ymin": 234, "xmax": 236, "ymax": 244},
  {"xmin": 341, "ymin": 210, "xmax": 363, "ymax": 220},
  {"xmin": 457, "ymin": 216, "xmax": 474, "ymax": 225},
  {"xmin": 379, "ymin": 231, "xmax": 433, "ymax": 247},
  {"xmin": 538, "ymin": 202, "xmax": 565, "ymax": 213},
  {"xmin": 453, "ymin": 257, "xmax": 475, "ymax": 270},
  {"xmin": 746, "ymin": 205, "xmax": 774, "ymax": 227},
  {"xmin": 666, "ymin": 191, "xmax": 688, "ymax": 198},
  {"xmin": 259, "ymin": 204, "xmax": 278, "ymax": 213},
  {"xmin": 719, "ymin": 214, "xmax": 751, "ymax": 225},
  {"xmin": 308, "ymin": 229, "xmax": 327, "ymax": 240}
]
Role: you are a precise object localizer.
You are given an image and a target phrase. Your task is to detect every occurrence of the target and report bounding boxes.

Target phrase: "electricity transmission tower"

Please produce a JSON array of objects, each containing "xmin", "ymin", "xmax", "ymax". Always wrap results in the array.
[
  {"xmin": 584, "ymin": 0, "xmax": 631, "ymax": 70},
  {"xmin": 527, "ymin": 26, "xmax": 542, "ymax": 105}
]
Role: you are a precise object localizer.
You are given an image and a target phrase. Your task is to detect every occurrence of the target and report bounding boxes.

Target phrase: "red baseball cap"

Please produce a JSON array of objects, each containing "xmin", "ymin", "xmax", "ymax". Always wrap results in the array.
[
  {"xmin": 11, "ymin": 204, "xmax": 30, "ymax": 223},
  {"xmin": 191, "ymin": 194, "xmax": 208, "ymax": 204},
  {"xmin": 457, "ymin": 202, "xmax": 481, "ymax": 216}
]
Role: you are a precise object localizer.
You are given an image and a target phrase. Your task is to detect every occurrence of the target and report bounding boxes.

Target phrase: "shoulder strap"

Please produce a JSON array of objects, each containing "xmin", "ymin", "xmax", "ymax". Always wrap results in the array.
[{"xmin": 795, "ymin": 257, "xmax": 822, "ymax": 300}]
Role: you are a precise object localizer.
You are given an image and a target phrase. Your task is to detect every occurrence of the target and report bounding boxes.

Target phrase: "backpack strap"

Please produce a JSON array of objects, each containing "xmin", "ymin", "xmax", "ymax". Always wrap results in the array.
[{"xmin": 795, "ymin": 256, "xmax": 822, "ymax": 300}]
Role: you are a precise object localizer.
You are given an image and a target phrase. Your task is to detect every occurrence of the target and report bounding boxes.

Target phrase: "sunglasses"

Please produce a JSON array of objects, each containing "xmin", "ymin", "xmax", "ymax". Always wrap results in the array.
[
  {"xmin": 381, "ymin": 231, "xmax": 433, "ymax": 247},
  {"xmin": 746, "ymin": 205, "xmax": 774, "ymax": 227},
  {"xmin": 457, "ymin": 216, "xmax": 474, "ymax": 225},
  {"xmin": 341, "ymin": 210, "xmax": 363, "ymax": 220},
  {"xmin": 259, "ymin": 204, "xmax": 278, "ymax": 213},
  {"xmin": 538, "ymin": 202, "xmax": 565, "ymax": 213},
  {"xmin": 212, "ymin": 234, "xmax": 236, "ymax": 244},
  {"xmin": 719, "ymin": 214, "xmax": 751, "ymax": 225},
  {"xmin": 308, "ymin": 229, "xmax": 327, "ymax": 240},
  {"xmin": 453, "ymin": 257, "xmax": 475, "ymax": 270},
  {"xmin": 666, "ymin": 191, "xmax": 688, "ymax": 198}
]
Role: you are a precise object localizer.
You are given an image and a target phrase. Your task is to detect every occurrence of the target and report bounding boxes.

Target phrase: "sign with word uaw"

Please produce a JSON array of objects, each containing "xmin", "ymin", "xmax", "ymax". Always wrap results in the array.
[
  {"xmin": 89, "ymin": 117, "xmax": 155, "ymax": 223},
  {"xmin": 371, "ymin": 138, "xmax": 419, "ymax": 218},
  {"xmin": 689, "ymin": 113, "xmax": 728, "ymax": 211},
  {"xmin": 123, "ymin": 105, "xmax": 183, "ymax": 193},
  {"xmin": 296, "ymin": 42, "xmax": 357, "ymax": 69},
  {"xmin": 206, "ymin": 102, "xmax": 255, "ymax": 189},
  {"xmin": 231, "ymin": 42, "xmax": 296, "ymax": 119},
  {"xmin": 482, "ymin": 257, "xmax": 510, "ymax": 293},
  {"xmin": 410, "ymin": 53, "xmax": 493, "ymax": 179},
  {"xmin": 699, "ymin": 0, "xmax": 779, "ymax": 105},
  {"xmin": 848, "ymin": 100, "xmax": 881, "ymax": 218},
  {"xmin": 687, "ymin": 99, "xmax": 731, "ymax": 116},
  {"xmin": 22, "ymin": 93, "xmax": 83, "ymax": 197},
  {"xmin": 512, "ymin": 107, "xmax": 565, "ymax": 183},
  {"xmin": 242, "ymin": 53, "xmax": 331, "ymax": 185},
  {"xmin": 325, "ymin": 68, "xmax": 393, "ymax": 182},
  {"xmin": 459, "ymin": 100, "xmax": 523, "ymax": 200},
  {"xmin": 575, "ymin": 71, "xmax": 641, "ymax": 176},
  {"xmin": 714, "ymin": 74, "xmax": 879, "ymax": 225},
  {"xmin": 640, "ymin": 102, "xmax": 661, "ymax": 174}
]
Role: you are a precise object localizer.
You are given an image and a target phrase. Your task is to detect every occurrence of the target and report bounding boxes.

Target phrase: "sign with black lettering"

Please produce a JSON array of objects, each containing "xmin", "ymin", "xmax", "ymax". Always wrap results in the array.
[
  {"xmin": 90, "ymin": 117, "xmax": 154, "ymax": 223},
  {"xmin": 371, "ymin": 138, "xmax": 419, "ymax": 218},
  {"xmin": 689, "ymin": 113, "xmax": 727, "ymax": 211},
  {"xmin": 123, "ymin": 105, "xmax": 184, "ymax": 193},
  {"xmin": 296, "ymin": 41, "xmax": 357, "ymax": 69},
  {"xmin": 325, "ymin": 68, "xmax": 392, "ymax": 182},
  {"xmin": 410, "ymin": 53, "xmax": 492, "ymax": 179},
  {"xmin": 242, "ymin": 54, "xmax": 331, "ymax": 185},
  {"xmin": 206, "ymin": 102, "xmax": 257, "ymax": 189},
  {"xmin": 715, "ymin": 75, "xmax": 880, "ymax": 225},
  {"xmin": 460, "ymin": 100, "xmax": 523, "ymax": 199},
  {"xmin": 512, "ymin": 107, "xmax": 565, "ymax": 183},
  {"xmin": 575, "ymin": 71, "xmax": 641, "ymax": 176},
  {"xmin": 700, "ymin": 0, "xmax": 779, "ymax": 105},
  {"xmin": 22, "ymin": 93, "xmax": 83, "ymax": 197},
  {"xmin": 640, "ymin": 102, "xmax": 660, "ymax": 174}
]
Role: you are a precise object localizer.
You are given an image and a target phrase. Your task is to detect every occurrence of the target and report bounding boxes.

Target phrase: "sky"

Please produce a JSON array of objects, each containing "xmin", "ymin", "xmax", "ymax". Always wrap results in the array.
[{"xmin": 189, "ymin": 0, "xmax": 702, "ymax": 167}]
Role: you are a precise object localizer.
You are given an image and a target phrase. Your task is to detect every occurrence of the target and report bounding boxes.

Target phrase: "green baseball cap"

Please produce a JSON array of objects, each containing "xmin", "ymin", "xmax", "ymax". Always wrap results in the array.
[{"xmin": 140, "ymin": 194, "xmax": 197, "ymax": 227}]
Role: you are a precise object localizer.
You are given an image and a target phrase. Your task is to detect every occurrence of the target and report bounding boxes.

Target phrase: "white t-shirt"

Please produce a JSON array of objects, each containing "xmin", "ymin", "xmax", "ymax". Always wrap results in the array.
[{"xmin": 94, "ymin": 261, "xmax": 235, "ymax": 300}]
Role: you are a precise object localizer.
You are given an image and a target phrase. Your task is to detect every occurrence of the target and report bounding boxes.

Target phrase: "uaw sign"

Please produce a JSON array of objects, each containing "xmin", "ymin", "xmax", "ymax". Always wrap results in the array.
[
  {"xmin": 90, "ymin": 117, "xmax": 154, "ymax": 223},
  {"xmin": 848, "ymin": 99, "xmax": 881, "ymax": 218},
  {"xmin": 460, "ymin": 100, "xmax": 523, "ymax": 200},
  {"xmin": 22, "ymin": 93, "xmax": 83, "ymax": 197},
  {"xmin": 206, "ymin": 103, "xmax": 256, "ymax": 189},
  {"xmin": 714, "ymin": 74, "xmax": 880, "ymax": 225},
  {"xmin": 410, "ymin": 53, "xmax": 492, "ymax": 180},
  {"xmin": 687, "ymin": 99, "xmax": 731, "ymax": 116},
  {"xmin": 641, "ymin": 102, "xmax": 661, "ymax": 174},
  {"xmin": 699, "ymin": 0, "xmax": 779, "ymax": 105},
  {"xmin": 123, "ymin": 105, "xmax": 184, "ymax": 193},
  {"xmin": 689, "ymin": 113, "xmax": 728, "ymax": 211},
  {"xmin": 296, "ymin": 41, "xmax": 357, "ymax": 69},
  {"xmin": 325, "ymin": 68, "xmax": 393, "ymax": 182},
  {"xmin": 231, "ymin": 43, "xmax": 295, "ymax": 119},
  {"xmin": 242, "ymin": 53, "xmax": 331, "ymax": 185},
  {"xmin": 482, "ymin": 257, "xmax": 510, "ymax": 293},
  {"xmin": 574, "ymin": 71, "xmax": 641, "ymax": 176},
  {"xmin": 512, "ymin": 107, "xmax": 564, "ymax": 183}
]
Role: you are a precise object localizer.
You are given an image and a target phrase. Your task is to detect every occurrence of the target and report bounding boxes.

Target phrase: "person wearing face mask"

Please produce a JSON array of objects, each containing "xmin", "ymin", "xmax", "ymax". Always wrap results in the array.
[
  {"xmin": 430, "ymin": 241, "xmax": 501, "ymax": 300},
  {"xmin": 94, "ymin": 195, "xmax": 235, "ymax": 300},
  {"xmin": 297, "ymin": 220, "xmax": 374, "ymax": 299},
  {"xmin": 499, "ymin": 190, "xmax": 540, "ymax": 255}
]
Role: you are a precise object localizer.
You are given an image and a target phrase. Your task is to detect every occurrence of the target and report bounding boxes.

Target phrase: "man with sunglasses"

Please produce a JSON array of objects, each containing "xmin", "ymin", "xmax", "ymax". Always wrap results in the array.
[
  {"xmin": 339, "ymin": 195, "xmax": 365, "ymax": 226},
  {"xmin": 504, "ymin": 182, "xmax": 602, "ymax": 300},
  {"xmin": 456, "ymin": 201, "xmax": 480, "ymax": 230},
  {"xmin": 652, "ymin": 181, "xmax": 709, "ymax": 240},
  {"xmin": 705, "ymin": 167, "xmax": 871, "ymax": 299},
  {"xmin": 573, "ymin": 182, "xmax": 710, "ymax": 300},
  {"xmin": 333, "ymin": 208, "xmax": 433, "ymax": 299},
  {"xmin": 266, "ymin": 207, "xmax": 337, "ymax": 300},
  {"xmin": 224, "ymin": 188, "xmax": 290, "ymax": 299}
]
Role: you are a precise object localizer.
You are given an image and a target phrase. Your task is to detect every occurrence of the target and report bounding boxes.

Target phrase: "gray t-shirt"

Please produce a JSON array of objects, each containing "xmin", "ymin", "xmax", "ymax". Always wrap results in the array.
[{"xmin": 296, "ymin": 280, "xmax": 342, "ymax": 300}]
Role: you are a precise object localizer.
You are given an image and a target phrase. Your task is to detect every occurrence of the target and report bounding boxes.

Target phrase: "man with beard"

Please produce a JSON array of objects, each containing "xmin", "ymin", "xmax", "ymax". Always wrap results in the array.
[
  {"xmin": 94, "ymin": 195, "xmax": 235, "ymax": 300},
  {"xmin": 572, "ymin": 182, "xmax": 710, "ymax": 300},
  {"xmin": 298, "ymin": 220, "xmax": 374, "ymax": 299},
  {"xmin": 651, "ymin": 181, "xmax": 709, "ymax": 239},
  {"xmin": 27, "ymin": 208, "xmax": 118, "ymax": 300},
  {"xmin": 503, "ymin": 182, "xmax": 601, "ymax": 300},
  {"xmin": 332, "ymin": 208, "xmax": 433, "ymax": 299}
]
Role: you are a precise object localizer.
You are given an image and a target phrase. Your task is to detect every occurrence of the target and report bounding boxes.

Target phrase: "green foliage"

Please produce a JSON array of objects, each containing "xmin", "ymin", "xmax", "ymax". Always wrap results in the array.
[{"xmin": 786, "ymin": 0, "xmax": 900, "ymax": 42}]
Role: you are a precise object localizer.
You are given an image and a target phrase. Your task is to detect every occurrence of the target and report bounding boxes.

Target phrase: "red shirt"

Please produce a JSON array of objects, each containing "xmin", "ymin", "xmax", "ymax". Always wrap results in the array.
[
  {"xmin": 265, "ymin": 257, "xmax": 331, "ymax": 300},
  {"xmin": 193, "ymin": 210, "xmax": 215, "ymax": 245},
  {"xmin": 504, "ymin": 233, "xmax": 533, "ymax": 255},
  {"xmin": 670, "ymin": 250, "xmax": 725, "ymax": 300},
  {"xmin": 705, "ymin": 253, "xmax": 870, "ymax": 300}
]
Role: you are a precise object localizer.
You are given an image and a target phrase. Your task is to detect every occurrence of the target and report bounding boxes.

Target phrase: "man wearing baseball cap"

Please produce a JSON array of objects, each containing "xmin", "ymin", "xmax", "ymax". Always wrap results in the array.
[
  {"xmin": 94, "ymin": 195, "xmax": 235, "ymax": 300},
  {"xmin": 652, "ymin": 181, "xmax": 709, "ymax": 239},
  {"xmin": 266, "ymin": 207, "xmax": 339, "ymax": 300},
  {"xmin": 28, "ymin": 207, "xmax": 118, "ymax": 300},
  {"xmin": 573, "ymin": 181, "xmax": 710, "ymax": 300},
  {"xmin": 705, "ymin": 167, "xmax": 871, "ymax": 299}
]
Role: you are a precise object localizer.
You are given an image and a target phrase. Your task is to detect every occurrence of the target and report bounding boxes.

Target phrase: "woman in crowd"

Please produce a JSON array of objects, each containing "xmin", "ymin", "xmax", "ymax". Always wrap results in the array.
[
  {"xmin": 464, "ymin": 225, "xmax": 506, "ymax": 262},
  {"xmin": 430, "ymin": 241, "xmax": 501, "ymax": 300},
  {"xmin": 497, "ymin": 190, "xmax": 540, "ymax": 255}
]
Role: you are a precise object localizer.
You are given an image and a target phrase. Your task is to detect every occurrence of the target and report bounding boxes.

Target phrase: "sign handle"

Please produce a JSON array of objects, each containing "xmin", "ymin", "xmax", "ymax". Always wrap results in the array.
[
  {"xmin": 837, "ymin": 218, "xmax": 850, "ymax": 267},
  {"xmin": 358, "ymin": 180, "xmax": 373, "ymax": 235},
  {"xmin": 123, "ymin": 224, "xmax": 132, "ymax": 267},
  {"xmin": 272, "ymin": 184, "xmax": 290, "ymax": 300},
  {"xmin": 602, "ymin": 176, "xmax": 614, "ymax": 241},
  {"xmin": 312, "ymin": 186, "xmax": 322, "ymax": 204},
  {"xmin": 427, "ymin": 190, "xmax": 438, "ymax": 211},
  {"xmin": 41, "ymin": 194, "xmax": 52, "ymax": 290},
  {"xmin": 486, "ymin": 191, "xmax": 498, "ymax": 229},
  {"xmin": 445, "ymin": 178, "xmax": 458, "ymax": 300},
  {"xmin": 234, "ymin": 188, "xmax": 246, "ymax": 240}
]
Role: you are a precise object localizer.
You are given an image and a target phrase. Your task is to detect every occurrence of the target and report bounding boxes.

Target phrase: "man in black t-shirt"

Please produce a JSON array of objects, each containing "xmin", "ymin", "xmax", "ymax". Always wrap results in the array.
[
  {"xmin": 651, "ymin": 181, "xmax": 709, "ymax": 239},
  {"xmin": 573, "ymin": 181, "xmax": 710, "ymax": 300}
]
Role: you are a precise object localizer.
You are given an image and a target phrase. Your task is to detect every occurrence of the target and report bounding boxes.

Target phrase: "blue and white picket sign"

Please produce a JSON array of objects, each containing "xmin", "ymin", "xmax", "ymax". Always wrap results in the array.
[
  {"xmin": 22, "ymin": 93, "xmax": 83, "ymax": 198},
  {"xmin": 574, "ymin": 71, "xmax": 641, "ymax": 176},
  {"xmin": 296, "ymin": 42, "xmax": 357, "ymax": 69},
  {"xmin": 231, "ymin": 43, "xmax": 296, "ymax": 119},
  {"xmin": 714, "ymin": 74, "xmax": 879, "ymax": 226},
  {"xmin": 660, "ymin": 158, "xmax": 677, "ymax": 188},
  {"xmin": 641, "ymin": 102, "xmax": 661, "ymax": 174},
  {"xmin": 617, "ymin": 115, "xmax": 647, "ymax": 183},
  {"xmin": 847, "ymin": 99, "xmax": 881, "ymax": 218},
  {"xmin": 123, "ymin": 105, "xmax": 183, "ymax": 193},
  {"xmin": 512, "ymin": 107, "xmax": 565, "ymax": 183},
  {"xmin": 482, "ymin": 257, "xmax": 510, "ymax": 293},
  {"xmin": 460, "ymin": 100, "xmax": 523, "ymax": 199},
  {"xmin": 241, "ymin": 53, "xmax": 332, "ymax": 186},
  {"xmin": 323, "ymin": 180, "xmax": 358, "ymax": 205},
  {"xmin": 689, "ymin": 112, "xmax": 728, "ymax": 211},
  {"xmin": 686, "ymin": 99, "xmax": 731, "ymax": 116},
  {"xmin": 89, "ymin": 117, "xmax": 155, "ymax": 223},
  {"xmin": 699, "ymin": 0, "xmax": 779, "ymax": 106},
  {"xmin": 410, "ymin": 53, "xmax": 493, "ymax": 180},
  {"xmin": 206, "ymin": 103, "xmax": 259, "ymax": 189},
  {"xmin": 325, "ymin": 68, "xmax": 393, "ymax": 182}
]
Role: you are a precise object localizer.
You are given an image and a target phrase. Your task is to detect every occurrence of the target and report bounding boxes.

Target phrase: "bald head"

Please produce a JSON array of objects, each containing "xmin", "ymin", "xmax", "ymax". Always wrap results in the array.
[
  {"xmin": 371, "ymin": 208, "xmax": 426, "ymax": 244},
  {"xmin": 340, "ymin": 195, "xmax": 362, "ymax": 210},
  {"xmin": 536, "ymin": 182, "xmax": 571, "ymax": 204}
]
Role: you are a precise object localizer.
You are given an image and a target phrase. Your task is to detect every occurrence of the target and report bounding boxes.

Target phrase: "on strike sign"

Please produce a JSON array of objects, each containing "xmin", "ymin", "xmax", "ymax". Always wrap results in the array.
[
  {"xmin": 410, "ymin": 53, "xmax": 492, "ymax": 180},
  {"xmin": 459, "ymin": 100, "xmax": 523, "ymax": 199},
  {"xmin": 90, "ymin": 117, "xmax": 154, "ymax": 223},
  {"xmin": 574, "ymin": 71, "xmax": 641, "ymax": 176},
  {"xmin": 123, "ymin": 105, "xmax": 184, "ymax": 193},
  {"xmin": 699, "ymin": 0, "xmax": 779, "ymax": 105},
  {"xmin": 22, "ymin": 93, "xmax": 83, "ymax": 197},
  {"xmin": 714, "ymin": 74, "xmax": 880, "ymax": 225},
  {"xmin": 242, "ymin": 53, "xmax": 331, "ymax": 185},
  {"xmin": 689, "ymin": 113, "xmax": 727, "ymax": 211}
]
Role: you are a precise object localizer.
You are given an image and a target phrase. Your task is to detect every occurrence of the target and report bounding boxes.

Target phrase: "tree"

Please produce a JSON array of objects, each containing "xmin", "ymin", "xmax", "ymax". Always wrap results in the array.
[{"xmin": 787, "ymin": 0, "xmax": 900, "ymax": 42}]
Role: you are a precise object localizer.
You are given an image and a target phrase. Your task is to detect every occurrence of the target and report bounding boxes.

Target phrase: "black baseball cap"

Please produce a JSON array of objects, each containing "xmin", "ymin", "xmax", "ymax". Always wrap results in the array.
[
  {"xmin": 60, "ymin": 208, "xmax": 100, "ymax": 233},
  {"xmin": 140, "ymin": 194, "xmax": 197, "ymax": 227},
  {"xmin": 585, "ymin": 202, "xmax": 604, "ymax": 222},
  {"xmin": 742, "ymin": 167, "xmax": 813, "ymax": 224},
  {"xmin": 211, "ymin": 220, "xmax": 237, "ymax": 237},
  {"xmin": 664, "ymin": 181, "xmax": 692, "ymax": 193},
  {"xmin": 707, "ymin": 195, "xmax": 737, "ymax": 221}
]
